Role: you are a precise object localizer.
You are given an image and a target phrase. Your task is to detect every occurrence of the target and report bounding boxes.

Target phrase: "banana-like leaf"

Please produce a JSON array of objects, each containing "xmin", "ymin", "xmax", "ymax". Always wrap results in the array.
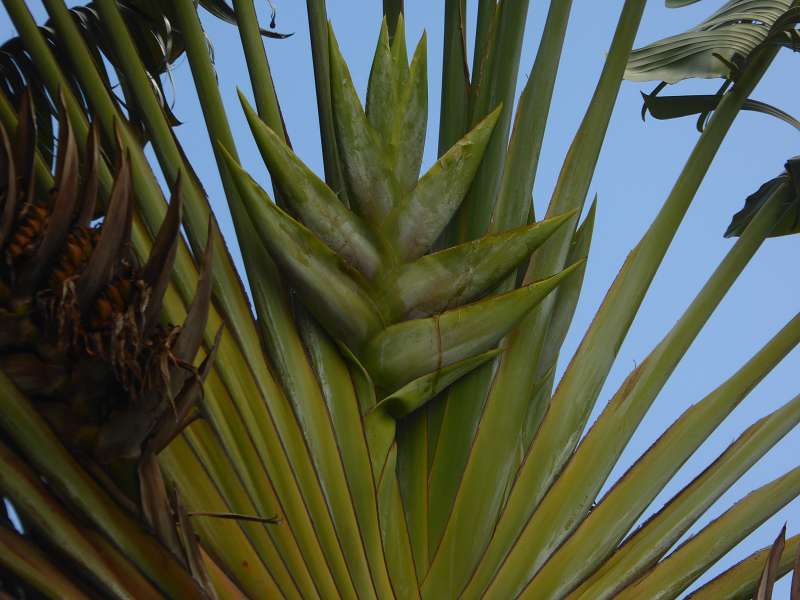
[{"xmin": 626, "ymin": 0, "xmax": 794, "ymax": 83}]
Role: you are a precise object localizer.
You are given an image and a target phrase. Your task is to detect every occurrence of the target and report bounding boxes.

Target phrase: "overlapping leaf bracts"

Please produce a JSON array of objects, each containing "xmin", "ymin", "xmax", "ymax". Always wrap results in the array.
[
  {"xmin": 232, "ymin": 25, "xmax": 576, "ymax": 397},
  {"xmin": 1, "ymin": 2, "xmax": 799, "ymax": 599}
]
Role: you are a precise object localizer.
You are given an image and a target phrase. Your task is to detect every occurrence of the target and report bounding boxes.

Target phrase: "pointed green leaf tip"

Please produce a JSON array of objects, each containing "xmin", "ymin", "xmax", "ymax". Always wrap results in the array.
[
  {"xmin": 239, "ymin": 90, "xmax": 385, "ymax": 278},
  {"xmin": 384, "ymin": 105, "xmax": 503, "ymax": 261},
  {"xmin": 328, "ymin": 22, "xmax": 398, "ymax": 223},
  {"xmin": 221, "ymin": 148, "xmax": 385, "ymax": 348},
  {"xmin": 366, "ymin": 21, "xmax": 428, "ymax": 195},
  {"xmin": 378, "ymin": 209, "xmax": 578, "ymax": 319},
  {"xmin": 363, "ymin": 260, "xmax": 584, "ymax": 390},
  {"xmin": 395, "ymin": 32, "xmax": 428, "ymax": 195},
  {"xmin": 374, "ymin": 349, "xmax": 502, "ymax": 418},
  {"xmin": 366, "ymin": 20, "xmax": 394, "ymax": 143}
]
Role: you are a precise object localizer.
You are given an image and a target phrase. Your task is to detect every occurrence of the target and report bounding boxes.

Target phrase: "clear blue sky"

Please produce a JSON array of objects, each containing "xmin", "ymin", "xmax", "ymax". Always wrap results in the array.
[{"xmin": 3, "ymin": 1, "xmax": 799, "ymax": 595}]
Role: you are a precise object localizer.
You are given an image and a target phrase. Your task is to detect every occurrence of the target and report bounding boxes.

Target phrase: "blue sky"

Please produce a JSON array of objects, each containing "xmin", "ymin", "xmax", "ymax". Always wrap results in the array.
[{"xmin": 3, "ymin": 1, "xmax": 799, "ymax": 595}]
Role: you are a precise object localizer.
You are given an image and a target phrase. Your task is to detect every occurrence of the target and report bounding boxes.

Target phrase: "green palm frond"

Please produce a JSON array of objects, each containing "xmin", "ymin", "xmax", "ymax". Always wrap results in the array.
[{"xmin": 627, "ymin": 0, "xmax": 798, "ymax": 82}]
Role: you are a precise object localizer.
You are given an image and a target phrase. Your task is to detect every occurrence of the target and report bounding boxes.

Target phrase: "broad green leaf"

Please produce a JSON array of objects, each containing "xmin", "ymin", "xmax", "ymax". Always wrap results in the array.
[
  {"xmin": 365, "ymin": 21, "xmax": 428, "ymax": 194},
  {"xmin": 389, "ymin": 14, "xmax": 409, "ymax": 85},
  {"xmin": 366, "ymin": 20, "xmax": 396, "ymax": 147},
  {"xmin": 394, "ymin": 34, "xmax": 428, "ymax": 194},
  {"xmin": 626, "ymin": 0, "xmax": 794, "ymax": 83}
]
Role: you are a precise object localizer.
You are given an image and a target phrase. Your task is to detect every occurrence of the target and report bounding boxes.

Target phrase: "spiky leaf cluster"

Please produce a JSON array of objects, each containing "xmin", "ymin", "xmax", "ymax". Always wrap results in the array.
[
  {"xmin": 0, "ymin": 2, "xmax": 798, "ymax": 599},
  {"xmin": 225, "ymin": 22, "xmax": 578, "ymax": 396}
]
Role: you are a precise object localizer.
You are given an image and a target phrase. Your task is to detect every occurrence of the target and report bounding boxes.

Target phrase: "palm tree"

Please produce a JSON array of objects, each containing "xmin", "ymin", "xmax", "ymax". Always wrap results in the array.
[{"xmin": 0, "ymin": 0, "xmax": 798, "ymax": 598}]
